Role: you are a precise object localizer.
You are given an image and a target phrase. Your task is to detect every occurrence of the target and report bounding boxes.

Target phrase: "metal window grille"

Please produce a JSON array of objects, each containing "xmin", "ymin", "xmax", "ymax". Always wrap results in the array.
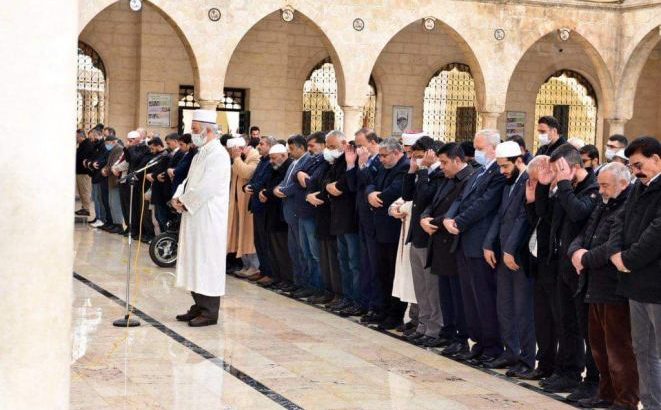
[
  {"xmin": 423, "ymin": 63, "xmax": 481, "ymax": 142},
  {"xmin": 361, "ymin": 77, "xmax": 377, "ymax": 129},
  {"xmin": 302, "ymin": 60, "xmax": 343, "ymax": 133},
  {"xmin": 77, "ymin": 42, "xmax": 106, "ymax": 131}
]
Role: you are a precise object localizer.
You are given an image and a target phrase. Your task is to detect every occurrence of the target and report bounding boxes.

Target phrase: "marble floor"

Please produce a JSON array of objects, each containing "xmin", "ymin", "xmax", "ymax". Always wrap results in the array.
[{"xmin": 72, "ymin": 223, "xmax": 573, "ymax": 410}]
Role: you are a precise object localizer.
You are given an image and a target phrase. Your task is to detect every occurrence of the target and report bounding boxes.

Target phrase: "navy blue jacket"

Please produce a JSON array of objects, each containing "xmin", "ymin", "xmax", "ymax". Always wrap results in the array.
[
  {"xmin": 402, "ymin": 166, "xmax": 444, "ymax": 248},
  {"xmin": 246, "ymin": 155, "xmax": 273, "ymax": 214},
  {"xmin": 447, "ymin": 161, "xmax": 506, "ymax": 258},
  {"xmin": 280, "ymin": 154, "xmax": 310, "ymax": 225},
  {"xmin": 171, "ymin": 150, "xmax": 195, "ymax": 196},
  {"xmin": 484, "ymin": 171, "xmax": 531, "ymax": 270},
  {"xmin": 346, "ymin": 155, "xmax": 381, "ymax": 229},
  {"xmin": 291, "ymin": 153, "xmax": 325, "ymax": 219},
  {"xmin": 307, "ymin": 161, "xmax": 333, "ymax": 239},
  {"xmin": 316, "ymin": 154, "xmax": 357, "ymax": 235},
  {"xmin": 365, "ymin": 155, "xmax": 410, "ymax": 244}
]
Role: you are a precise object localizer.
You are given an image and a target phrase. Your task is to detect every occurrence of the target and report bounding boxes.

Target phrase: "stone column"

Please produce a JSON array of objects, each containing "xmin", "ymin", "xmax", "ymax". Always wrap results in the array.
[
  {"xmin": 606, "ymin": 118, "xmax": 627, "ymax": 138},
  {"xmin": 0, "ymin": 0, "xmax": 77, "ymax": 409},
  {"xmin": 342, "ymin": 105, "xmax": 364, "ymax": 139},
  {"xmin": 479, "ymin": 111, "xmax": 503, "ymax": 131}
]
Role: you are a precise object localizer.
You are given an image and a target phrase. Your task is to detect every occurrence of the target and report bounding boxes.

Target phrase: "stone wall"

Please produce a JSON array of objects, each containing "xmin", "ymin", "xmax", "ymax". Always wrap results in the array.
[{"xmin": 626, "ymin": 42, "xmax": 661, "ymax": 139}]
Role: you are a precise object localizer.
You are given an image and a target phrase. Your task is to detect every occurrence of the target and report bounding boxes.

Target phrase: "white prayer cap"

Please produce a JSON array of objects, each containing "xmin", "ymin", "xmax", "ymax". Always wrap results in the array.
[
  {"xmin": 614, "ymin": 149, "xmax": 628, "ymax": 161},
  {"xmin": 191, "ymin": 109, "xmax": 217, "ymax": 124},
  {"xmin": 495, "ymin": 141, "xmax": 522, "ymax": 158},
  {"xmin": 402, "ymin": 132, "xmax": 425, "ymax": 146},
  {"xmin": 269, "ymin": 144, "xmax": 287, "ymax": 155},
  {"xmin": 227, "ymin": 137, "xmax": 246, "ymax": 149},
  {"xmin": 127, "ymin": 130, "xmax": 140, "ymax": 139}
]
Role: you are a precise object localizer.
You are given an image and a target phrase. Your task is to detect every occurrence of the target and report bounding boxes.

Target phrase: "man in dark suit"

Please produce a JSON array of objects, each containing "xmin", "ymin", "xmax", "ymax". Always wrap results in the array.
[
  {"xmin": 346, "ymin": 129, "xmax": 382, "ymax": 322},
  {"xmin": 149, "ymin": 133, "xmax": 183, "ymax": 232},
  {"xmin": 244, "ymin": 136, "xmax": 277, "ymax": 286},
  {"xmin": 483, "ymin": 141, "xmax": 535, "ymax": 375},
  {"xmin": 444, "ymin": 129, "xmax": 505, "ymax": 365},
  {"xmin": 274, "ymin": 135, "xmax": 312, "ymax": 296},
  {"xmin": 365, "ymin": 137, "xmax": 410, "ymax": 330},
  {"xmin": 535, "ymin": 116, "xmax": 566, "ymax": 156},
  {"xmin": 260, "ymin": 144, "xmax": 293, "ymax": 287},
  {"xmin": 420, "ymin": 142, "xmax": 475, "ymax": 357}
]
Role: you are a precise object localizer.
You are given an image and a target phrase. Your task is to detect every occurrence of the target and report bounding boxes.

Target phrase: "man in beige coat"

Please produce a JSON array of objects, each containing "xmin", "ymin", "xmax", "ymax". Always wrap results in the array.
[{"xmin": 226, "ymin": 135, "xmax": 261, "ymax": 277}]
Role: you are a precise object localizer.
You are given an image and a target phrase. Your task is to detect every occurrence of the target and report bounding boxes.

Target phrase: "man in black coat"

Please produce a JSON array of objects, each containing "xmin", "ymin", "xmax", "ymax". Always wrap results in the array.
[
  {"xmin": 420, "ymin": 142, "xmax": 474, "ymax": 357},
  {"xmin": 535, "ymin": 115, "xmax": 567, "ymax": 156},
  {"xmin": 87, "ymin": 130, "xmax": 112, "ymax": 227},
  {"xmin": 444, "ymin": 129, "xmax": 505, "ymax": 365},
  {"xmin": 536, "ymin": 144, "xmax": 600, "ymax": 401},
  {"xmin": 401, "ymin": 137, "xmax": 445, "ymax": 347},
  {"xmin": 365, "ymin": 137, "xmax": 410, "ymax": 330},
  {"xmin": 260, "ymin": 144, "xmax": 293, "ymax": 287},
  {"xmin": 149, "ymin": 133, "xmax": 183, "ymax": 232},
  {"xmin": 568, "ymin": 163, "xmax": 638, "ymax": 410},
  {"xmin": 483, "ymin": 141, "xmax": 535, "ymax": 375},
  {"xmin": 608, "ymin": 136, "xmax": 661, "ymax": 410},
  {"xmin": 75, "ymin": 129, "xmax": 95, "ymax": 217}
]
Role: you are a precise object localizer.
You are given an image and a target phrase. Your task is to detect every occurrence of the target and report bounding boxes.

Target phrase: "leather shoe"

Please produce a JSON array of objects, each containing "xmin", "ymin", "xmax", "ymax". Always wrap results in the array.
[
  {"xmin": 482, "ymin": 356, "xmax": 517, "ymax": 369},
  {"xmin": 176, "ymin": 308, "xmax": 200, "ymax": 322},
  {"xmin": 309, "ymin": 292, "xmax": 334, "ymax": 305},
  {"xmin": 567, "ymin": 381, "xmax": 599, "ymax": 402},
  {"xmin": 293, "ymin": 288, "xmax": 316, "ymax": 299},
  {"xmin": 471, "ymin": 354, "xmax": 498, "ymax": 366},
  {"xmin": 456, "ymin": 349, "xmax": 482, "ymax": 362},
  {"xmin": 360, "ymin": 311, "xmax": 386, "ymax": 324},
  {"xmin": 377, "ymin": 317, "xmax": 402, "ymax": 330},
  {"xmin": 256, "ymin": 276, "xmax": 274, "ymax": 287},
  {"xmin": 511, "ymin": 364, "xmax": 536, "ymax": 379},
  {"xmin": 247, "ymin": 273, "xmax": 264, "ymax": 281},
  {"xmin": 518, "ymin": 367, "xmax": 553, "ymax": 381},
  {"xmin": 578, "ymin": 397, "xmax": 612, "ymax": 409},
  {"xmin": 505, "ymin": 363, "xmax": 526, "ymax": 377},
  {"xmin": 441, "ymin": 341, "xmax": 468, "ymax": 357},
  {"xmin": 339, "ymin": 304, "xmax": 366, "ymax": 317},
  {"xmin": 330, "ymin": 299, "xmax": 351, "ymax": 312},
  {"xmin": 422, "ymin": 336, "xmax": 451, "ymax": 348},
  {"xmin": 188, "ymin": 316, "xmax": 218, "ymax": 327},
  {"xmin": 541, "ymin": 375, "xmax": 580, "ymax": 393},
  {"xmin": 406, "ymin": 331, "xmax": 425, "ymax": 341}
]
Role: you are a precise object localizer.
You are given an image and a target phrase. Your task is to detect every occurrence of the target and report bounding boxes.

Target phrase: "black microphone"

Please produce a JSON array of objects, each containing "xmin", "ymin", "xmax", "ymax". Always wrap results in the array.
[{"xmin": 146, "ymin": 151, "xmax": 168, "ymax": 166}]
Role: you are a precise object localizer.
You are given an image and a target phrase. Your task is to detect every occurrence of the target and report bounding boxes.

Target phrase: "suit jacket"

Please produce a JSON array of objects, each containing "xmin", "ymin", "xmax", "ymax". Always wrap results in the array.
[
  {"xmin": 263, "ymin": 158, "xmax": 292, "ymax": 232},
  {"xmin": 316, "ymin": 154, "xmax": 357, "ymax": 235},
  {"xmin": 421, "ymin": 164, "xmax": 475, "ymax": 275},
  {"xmin": 76, "ymin": 138, "xmax": 95, "ymax": 175},
  {"xmin": 402, "ymin": 166, "xmax": 444, "ymax": 248},
  {"xmin": 295, "ymin": 153, "xmax": 325, "ymax": 219},
  {"xmin": 171, "ymin": 150, "xmax": 195, "ymax": 197},
  {"xmin": 307, "ymin": 161, "xmax": 333, "ymax": 239},
  {"xmin": 346, "ymin": 155, "xmax": 381, "ymax": 228},
  {"xmin": 366, "ymin": 155, "xmax": 410, "ymax": 243},
  {"xmin": 484, "ymin": 172, "xmax": 531, "ymax": 272},
  {"xmin": 280, "ymin": 153, "xmax": 312, "ymax": 225},
  {"xmin": 446, "ymin": 161, "xmax": 506, "ymax": 258},
  {"xmin": 246, "ymin": 155, "xmax": 273, "ymax": 214}
]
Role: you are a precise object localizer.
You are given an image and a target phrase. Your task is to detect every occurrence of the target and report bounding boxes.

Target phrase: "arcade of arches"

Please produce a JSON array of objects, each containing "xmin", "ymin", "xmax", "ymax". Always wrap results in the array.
[{"xmin": 77, "ymin": 1, "xmax": 661, "ymax": 149}]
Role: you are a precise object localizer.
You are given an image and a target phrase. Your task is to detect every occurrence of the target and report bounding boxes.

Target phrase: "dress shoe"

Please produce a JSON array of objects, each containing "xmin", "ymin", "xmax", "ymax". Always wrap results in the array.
[
  {"xmin": 360, "ymin": 311, "xmax": 386, "ymax": 324},
  {"xmin": 471, "ymin": 354, "xmax": 498, "ymax": 366},
  {"xmin": 188, "ymin": 316, "xmax": 218, "ymax": 327},
  {"xmin": 578, "ymin": 397, "xmax": 613, "ymax": 409},
  {"xmin": 75, "ymin": 208, "xmax": 90, "ymax": 216},
  {"xmin": 539, "ymin": 372, "xmax": 562, "ymax": 387},
  {"xmin": 541, "ymin": 375, "xmax": 580, "ymax": 393},
  {"xmin": 510, "ymin": 364, "xmax": 536, "ymax": 379},
  {"xmin": 247, "ymin": 273, "xmax": 264, "ymax": 281},
  {"xmin": 455, "ymin": 349, "xmax": 482, "ymax": 362},
  {"xmin": 108, "ymin": 225, "xmax": 123, "ymax": 234},
  {"xmin": 293, "ymin": 288, "xmax": 316, "ymax": 299},
  {"xmin": 377, "ymin": 317, "xmax": 402, "ymax": 330},
  {"xmin": 330, "ymin": 299, "xmax": 351, "ymax": 313},
  {"xmin": 100, "ymin": 223, "xmax": 114, "ymax": 231},
  {"xmin": 339, "ymin": 304, "xmax": 366, "ymax": 317},
  {"xmin": 482, "ymin": 355, "xmax": 517, "ymax": 369},
  {"xmin": 518, "ymin": 367, "xmax": 553, "ymax": 381},
  {"xmin": 566, "ymin": 381, "xmax": 599, "ymax": 402},
  {"xmin": 308, "ymin": 292, "xmax": 334, "ymax": 305},
  {"xmin": 405, "ymin": 331, "xmax": 426, "ymax": 342},
  {"xmin": 422, "ymin": 336, "xmax": 451, "ymax": 348},
  {"xmin": 256, "ymin": 276, "xmax": 274, "ymax": 287},
  {"xmin": 441, "ymin": 341, "xmax": 469, "ymax": 357},
  {"xmin": 505, "ymin": 363, "xmax": 526, "ymax": 377},
  {"xmin": 176, "ymin": 308, "xmax": 201, "ymax": 322},
  {"xmin": 398, "ymin": 321, "xmax": 417, "ymax": 333},
  {"xmin": 237, "ymin": 268, "xmax": 260, "ymax": 279},
  {"xmin": 403, "ymin": 326, "xmax": 419, "ymax": 337},
  {"xmin": 280, "ymin": 283, "xmax": 298, "ymax": 293}
]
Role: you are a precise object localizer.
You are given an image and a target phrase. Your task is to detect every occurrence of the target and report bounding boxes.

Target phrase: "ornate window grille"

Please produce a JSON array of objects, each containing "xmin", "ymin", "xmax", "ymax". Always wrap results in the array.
[
  {"xmin": 361, "ymin": 77, "xmax": 377, "ymax": 129},
  {"xmin": 423, "ymin": 63, "xmax": 480, "ymax": 142},
  {"xmin": 177, "ymin": 86, "xmax": 249, "ymax": 133},
  {"xmin": 77, "ymin": 42, "xmax": 106, "ymax": 131},
  {"xmin": 534, "ymin": 70, "xmax": 598, "ymax": 151},
  {"xmin": 302, "ymin": 59, "xmax": 343, "ymax": 135}
]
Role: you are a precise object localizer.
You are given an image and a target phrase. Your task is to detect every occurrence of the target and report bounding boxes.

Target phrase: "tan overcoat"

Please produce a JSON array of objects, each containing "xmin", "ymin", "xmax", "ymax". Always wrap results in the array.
[{"xmin": 227, "ymin": 147, "xmax": 260, "ymax": 256}]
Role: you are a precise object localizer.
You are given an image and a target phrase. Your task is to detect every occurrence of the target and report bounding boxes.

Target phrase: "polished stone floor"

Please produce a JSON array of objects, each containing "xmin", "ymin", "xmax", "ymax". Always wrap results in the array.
[{"xmin": 71, "ymin": 223, "xmax": 572, "ymax": 410}]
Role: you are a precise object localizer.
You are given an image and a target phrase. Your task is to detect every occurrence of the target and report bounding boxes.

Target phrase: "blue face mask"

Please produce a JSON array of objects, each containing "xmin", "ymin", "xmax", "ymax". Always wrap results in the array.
[
  {"xmin": 474, "ymin": 149, "xmax": 487, "ymax": 166},
  {"xmin": 105, "ymin": 143, "xmax": 113, "ymax": 151}
]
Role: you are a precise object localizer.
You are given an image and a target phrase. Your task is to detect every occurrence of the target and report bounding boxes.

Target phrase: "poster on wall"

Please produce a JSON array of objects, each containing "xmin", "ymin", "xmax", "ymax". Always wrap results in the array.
[
  {"xmin": 147, "ymin": 93, "xmax": 172, "ymax": 127},
  {"xmin": 506, "ymin": 111, "xmax": 526, "ymax": 139},
  {"xmin": 392, "ymin": 106, "xmax": 413, "ymax": 136}
]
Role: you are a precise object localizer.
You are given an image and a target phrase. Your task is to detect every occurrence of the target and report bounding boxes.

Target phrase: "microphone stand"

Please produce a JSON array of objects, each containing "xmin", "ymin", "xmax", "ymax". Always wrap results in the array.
[{"xmin": 113, "ymin": 158, "xmax": 164, "ymax": 327}]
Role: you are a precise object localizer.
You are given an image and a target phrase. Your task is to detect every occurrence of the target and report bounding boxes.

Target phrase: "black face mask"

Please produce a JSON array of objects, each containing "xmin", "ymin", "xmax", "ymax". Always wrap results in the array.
[
  {"xmin": 585, "ymin": 166, "xmax": 594, "ymax": 174},
  {"xmin": 505, "ymin": 167, "xmax": 520, "ymax": 186}
]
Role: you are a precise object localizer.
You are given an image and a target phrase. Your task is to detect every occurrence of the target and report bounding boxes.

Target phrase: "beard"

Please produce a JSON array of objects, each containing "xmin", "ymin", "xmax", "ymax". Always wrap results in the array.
[
  {"xmin": 505, "ymin": 167, "xmax": 520, "ymax": 186},
  {"xmin": 636, "ymin": 172, "xmax": 647, "ymax": 179}
]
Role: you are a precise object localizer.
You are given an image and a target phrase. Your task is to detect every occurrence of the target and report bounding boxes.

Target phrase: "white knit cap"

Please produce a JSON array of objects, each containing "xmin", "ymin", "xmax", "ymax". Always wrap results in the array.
[
  {"xmin": 402, "ymin": 132, "xmax": 425, "ymax": 146},
  {"xmin": 191, "ymin": 109, "xmax": 217, "ymax": 124},
  {"xmin": 495, "ymin": 141, "xmax": 522, "ymax": 158},
  {"xmin": 269, "ymin": 144, "xmax": 287, "ymax": 155},
  {"xmin": 127, "ymin": 130, "xmax": 140, "ymax": 139},
  {"xmin": 227, "ymin": 137, "xmax": 246, "ymax": 149}
]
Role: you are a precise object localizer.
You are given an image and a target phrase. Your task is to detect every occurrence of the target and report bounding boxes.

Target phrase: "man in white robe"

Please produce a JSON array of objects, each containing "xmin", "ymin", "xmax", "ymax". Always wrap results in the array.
[{"xmin": 171, "ymin": 109, "xmax": 231, "ymax": 327}]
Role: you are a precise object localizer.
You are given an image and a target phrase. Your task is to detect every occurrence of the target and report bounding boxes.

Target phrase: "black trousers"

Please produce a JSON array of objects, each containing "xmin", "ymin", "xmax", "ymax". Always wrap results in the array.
[
  {"xmin": 556, "ymin": 274, "xmax": 599, "ymax": 382},
  {"xmin": 456, "ymin": 248, "xmax": 502, "ymax": 357},
  {"xmin": 375, "ymin": 241, "xmax": 406, "ymax": 320},
  {"xmin": 319, "ymin": 237, "xmax": 341, "ymax": 295},
  {"xmin": 190, "ymin": 292, "xmax": 220, "ymax": 320},
  {"xmin": 100, "ymin": 178, "xmax": 112, "ymax": 224},
  {"xmin": 267, "ymin": 230, "xmax": 292, "ymax": 283},
  {"xmin": 252, "ymin": 212, "xmax": 272, "ymax": 276},
  {"xmin": 439, "ymin": 274, "xmax": 468, "ymax": 343},
  {"xmin": 119, "ymin": 183, "xmax": 131, "ymax": 227},
  {"xmin": 534, "ymin": 258, "xmax": 561, "ymax": 374}
]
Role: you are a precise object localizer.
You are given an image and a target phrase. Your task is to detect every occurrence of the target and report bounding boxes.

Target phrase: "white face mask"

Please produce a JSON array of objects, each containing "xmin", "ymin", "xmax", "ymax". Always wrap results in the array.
[
  {"xmin": 416, "ymin": 158, "xmax": 423, "ymax": 167},
  {"xmin": 474, "ymin": 149, "xmax": 488, "ymax": 166},
  {"xmin": 192, "ymin": 133, "xmax": 206, "ymax": 147},
  {"xmin": 538, "ymin": 133, "xmax": 550, "ymax": 146},
  {"xmin": 323, "ymin": 148, "xmax": 342, "ymax": 163},
  {"xmin": 605, "ymin": 149, "xmax": 616, "ymax": 161}
]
